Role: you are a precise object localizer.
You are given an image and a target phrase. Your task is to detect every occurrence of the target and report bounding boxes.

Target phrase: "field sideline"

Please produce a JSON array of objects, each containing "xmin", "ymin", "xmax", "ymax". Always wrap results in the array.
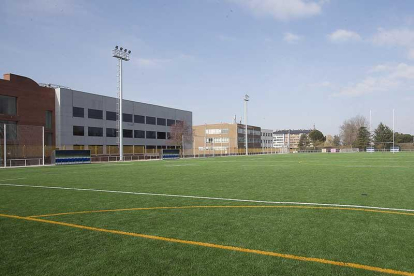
[{"xmin": 1, "ymin": 152, "xmax": 413, "ymax": 276}]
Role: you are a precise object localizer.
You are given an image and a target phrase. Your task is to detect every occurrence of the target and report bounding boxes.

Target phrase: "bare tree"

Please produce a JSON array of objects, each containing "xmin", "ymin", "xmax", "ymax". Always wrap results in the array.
[
  {"xmin": 168, "ymin": 121, "xmax": 192, "ymax": 150},
  {"xmin": 339, "ymin": 115, "xmax": 368, "ymax": 146}
]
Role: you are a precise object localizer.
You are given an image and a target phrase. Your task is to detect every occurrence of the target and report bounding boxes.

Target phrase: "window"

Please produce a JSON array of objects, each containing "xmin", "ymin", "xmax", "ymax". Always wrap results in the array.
[
  {"xmin": 167, "ymin": 132, "xmax": 171, "ymax": 139},
  {"xmin": 106, "ymin": 111, "xmax": 116, "ymax": 121},
  {"xmin": 167, "ymin": 119, "xmax": 176, "ymax": 126},
  {"xmin": 73, "ymin": 107, "xmax": 84, "ymax": 118},
  {"xmin": 176, "ymin": 120, "xmax": 183, "ymax": 125},
  {"xmin": 157, "ymin": 131, "xmax": 166, "ymax": 139},
  {"xmin": 146, "ymin": 116, "xmax": 156, "ymax": 125},
  {"xmin": 0, "ymin": 121, "xmax": 17, "ymax": 140},
  {"xmin": 88, "ymin": 127, "xmax": 103, "ymax": 137},
  {"xmin": 123, "ymin": 113, "xmax": 133, "ymax": 123},
  {"xmin": 106, "ymin": 128, "xmax": 117, "ymax": 137},
  {"xmin": 45, "ymin": 133, "xmax": 53, "ymax": 146},
  {"xmin": 0, "ymin": 95, "xmax": 17, "ymax": 115},
  {"xmin": 123, "ymin": 129, "xmax": 133, "ymax": 138},
  {"xmin": 134, "ymin": 115, "xmax": 145, "ymax": 124},
  {"xmin": 157, "ymin": 118, "xmax": 166, "ymax": 126},
  {"xmin": 45, "ymin": 111, "xmax": 52, "ymax": 129},
  {"xmin": 73, "ymin": 126, "xmax": 84, "ymax": 136},
  {"xmin": 88, "ymin": 109, "xmax": 103, "ymax": 119},
  {"xmin": 134, "ymin": 130, "xmax": 145, "ymax": 138},
  {"xmin": 146, "ymin": 131, "xmax": 156, "ymax": 139}
]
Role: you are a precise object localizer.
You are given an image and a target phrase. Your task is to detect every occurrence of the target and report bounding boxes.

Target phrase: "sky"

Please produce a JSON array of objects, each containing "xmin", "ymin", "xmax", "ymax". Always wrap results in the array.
[{"xmin": 1, "ymin": 0, "xmax": 414, "ymax": 135}]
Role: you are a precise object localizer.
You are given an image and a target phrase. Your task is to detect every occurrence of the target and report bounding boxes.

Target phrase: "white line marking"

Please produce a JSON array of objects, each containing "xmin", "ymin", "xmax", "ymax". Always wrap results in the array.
[
  {"xmin": 1, "ymin": 183, "xmax": 414, "ymax": 213},
  {"xmin": 0, "ymin": 178, "xmax": 27, "ymax": 182}
]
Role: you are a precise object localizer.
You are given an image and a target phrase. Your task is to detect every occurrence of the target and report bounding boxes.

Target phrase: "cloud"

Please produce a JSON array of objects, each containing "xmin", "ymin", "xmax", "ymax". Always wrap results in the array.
[
  {"xmin": 371, "ymin": 28, "xmax": 414, "ymax": 59},
  {"xmin": 283, "ymin": 32, "xmax": 302, "ymax": 44},
  {"xmin": 227, "ymin": 0, "xmax": 327, "ymax": 21},
  {"xmin": 335, "ymin": 63, "xmax": 414, "ymax": 97},
  {"xmin": 368, "ymin": 64, "xmax": 392, "ymax": 73},
  {"xmin": 328, "ymin": 29, "xmax": 361, "ymax": 43}
]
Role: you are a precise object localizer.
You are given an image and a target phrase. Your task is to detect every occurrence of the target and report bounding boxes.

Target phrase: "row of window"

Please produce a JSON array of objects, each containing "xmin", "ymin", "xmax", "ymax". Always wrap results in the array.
[
  {"xmin": 73, "ymin": 107, "xmax": 181, "ymax": 126},
  {"xmin": 237, "ymin": 137, "xmax": 262, "ymax": 143},
  {"xmin": 73, "ymin": 126, "xmax": 171, "ymax": 139},
  {"xmin": 261, "ymin": 132, "xmax": 272, "ymax": 137},
  {"xmin": 205, "ymin": 129, "xmax": 229, "ymax": 135},
  {"xmin": 237, "ymin": 128, "xmax": 261, "ymax": 136},
  {"xmin": 206, "ymin": 137, "xmax": 230, "ymax": 143}
]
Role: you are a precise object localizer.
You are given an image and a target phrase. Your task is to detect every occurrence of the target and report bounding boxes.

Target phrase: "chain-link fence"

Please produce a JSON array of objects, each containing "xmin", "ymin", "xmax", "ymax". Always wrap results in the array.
[
  {"xmin": 0, "ymin": 124, "xmax": 48, "ymax": 167},
  {"xmin": 182, "ymin": 134, "xmax": 283, "ymax": 158}
]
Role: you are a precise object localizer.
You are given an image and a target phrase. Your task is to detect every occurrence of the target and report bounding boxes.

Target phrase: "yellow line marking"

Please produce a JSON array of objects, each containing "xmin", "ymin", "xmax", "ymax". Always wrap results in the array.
[
  {"xmin": 0, "ymin": 213, "xmax": 413, "ymax": 276},
  {"xmin": 29, "ymin": 205, "xmax": 414, "ymax": 218}
]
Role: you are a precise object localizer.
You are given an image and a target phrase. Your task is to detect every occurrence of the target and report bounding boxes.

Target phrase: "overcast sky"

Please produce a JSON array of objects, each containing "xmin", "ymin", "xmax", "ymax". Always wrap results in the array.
[{"xmin": 1, "ymin": 0, "xmax": 414, "ymax": 135}]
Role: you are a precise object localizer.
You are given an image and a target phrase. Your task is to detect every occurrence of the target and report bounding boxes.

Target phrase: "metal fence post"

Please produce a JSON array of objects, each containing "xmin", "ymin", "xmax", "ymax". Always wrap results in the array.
[
  {"xmin": 3, "ymin": 124, "xmax": 6, "ymax": 168},
  {"xmin": 42, "ymin": 126, "xmax": 45, "ymax": 166}
]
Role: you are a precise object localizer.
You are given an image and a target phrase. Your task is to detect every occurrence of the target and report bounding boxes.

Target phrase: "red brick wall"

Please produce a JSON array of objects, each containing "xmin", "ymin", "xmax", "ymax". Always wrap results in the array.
[{"xmin": 0, "ymin": 73, "xmax": 55, "ymax": 146}]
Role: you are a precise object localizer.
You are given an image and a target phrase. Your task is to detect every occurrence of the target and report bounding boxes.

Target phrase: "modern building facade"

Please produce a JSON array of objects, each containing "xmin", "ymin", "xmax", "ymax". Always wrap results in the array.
[
  {"xmin": 55, "ymin": 88, "xmax": 192, "ymax": 155},
  {"xmin": 192, "ymin": 123, "xmax": 261, "ymax": 154},
  {"xmin": 273, "ymin": 129, "xmax": 312, "ymax": 149},
  {"xmin": 261, "ymin": 129, "xmax": 273, "ymax": 149},
  {"xmin": 1, "ymin": 72, "xmax": 192, "ymax": 163}
]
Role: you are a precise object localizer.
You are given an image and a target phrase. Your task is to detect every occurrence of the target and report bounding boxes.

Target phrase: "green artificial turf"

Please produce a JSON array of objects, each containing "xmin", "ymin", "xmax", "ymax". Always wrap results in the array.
[{"xmin": 0, "ymin": 152, "xmax": 413, "ymax": 276}]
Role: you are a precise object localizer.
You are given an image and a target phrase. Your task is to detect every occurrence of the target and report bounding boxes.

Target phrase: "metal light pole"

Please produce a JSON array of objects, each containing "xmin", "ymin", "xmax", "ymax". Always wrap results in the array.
[
  {"xmin": 393, "ymin": 109, "xmax": 395, "ymax": 153},
  {"xmin": 112, "ymin": 46, "xmax": 131, "ymax": 161},
  {"xmin": 244, "ymin": 94, "xmax": 249, "ymax": 156}
]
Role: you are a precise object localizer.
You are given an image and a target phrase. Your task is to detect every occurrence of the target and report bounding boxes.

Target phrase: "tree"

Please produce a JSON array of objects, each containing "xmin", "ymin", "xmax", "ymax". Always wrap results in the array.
[
  {"xmin": 324, "ymin": 135, "xmax": 334, "ymax": 147},
  {"xmin": 395, "ymin": 133, "xmax": 413, "ymax": 143},
  {"xmin": 309, "ymin": 129, "xmax": 325, "ymax": 144},
  {"xmin": 298, "ymin": 134, "xmax": 309, "ymax": 150},
  {"xmin": 353, "ymin": 127, "xmax": 371, "ymax": 149},
  {"xmin": 333, "ymin": 135, "xmax": 341, "ymax": 147},
  {"xmin": 373, "ymin": 122, "xmax": 393, "ymax": 149},
  {"xmin": 339, "ymin": 115, "xmax": 368, "ymax": 146},
  {"xmin": 168, "ymin": 121, "xmax": 192, "ymax": 151}
]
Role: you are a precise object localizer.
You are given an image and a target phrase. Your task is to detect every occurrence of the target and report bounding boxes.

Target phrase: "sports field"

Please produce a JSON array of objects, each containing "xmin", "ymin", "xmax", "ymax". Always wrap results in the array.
[{"xmin": 1, "ymin": 153, "xmax": 413, "ymax": 276}]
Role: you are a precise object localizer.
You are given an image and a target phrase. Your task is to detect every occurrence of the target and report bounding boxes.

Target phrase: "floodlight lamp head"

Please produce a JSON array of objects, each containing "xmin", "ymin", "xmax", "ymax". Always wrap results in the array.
[
  {"xmin": 124, "ymin": 49, "xmax": 127, "ymax": 52},
  {"xmin": 115, "ymin": 46, "xmax": 118, "ymax": 49},
  {"xmin": 244, "ymin": 94, "xmax": 250, "ymax": 101},
  {"xmin": 120, "ymin": 47, "xmax": 123, "ymax": 50},
  {"xmin": 128, "ymin": 50, "xmax": 131, "ymax": 54}
]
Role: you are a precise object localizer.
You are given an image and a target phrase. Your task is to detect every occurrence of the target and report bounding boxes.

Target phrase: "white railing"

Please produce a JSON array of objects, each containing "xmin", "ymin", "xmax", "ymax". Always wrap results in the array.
[{"xmin": 8, "ymin": 158, "xmax": 42, "ymax": 167}]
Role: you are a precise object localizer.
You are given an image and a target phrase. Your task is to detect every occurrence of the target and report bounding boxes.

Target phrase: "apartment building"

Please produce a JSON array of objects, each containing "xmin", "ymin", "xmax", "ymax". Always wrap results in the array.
[
  {"xmin": 261, "ymin": 129, "xmax": 273, "ymax": 148},
  {"xmin": 273, "ymin": 129, "xmax": 312, "ymax": 149},
  {"xmin": 192, "ymin": 123, "xmax": 261, "ymax": 154}
]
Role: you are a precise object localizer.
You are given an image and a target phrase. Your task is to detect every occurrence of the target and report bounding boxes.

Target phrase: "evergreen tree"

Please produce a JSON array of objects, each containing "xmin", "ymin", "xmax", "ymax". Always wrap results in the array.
[
  {"xmin": 333, "ymin": 135, "xmax": 341, "ymax": 147},
  {"xmin": 354, "ymin": 127, "xmax": 371, "ymax": 149},
  {"xmin": 373, "ymin": 123, "xmax": 393, "ymax": 149}
]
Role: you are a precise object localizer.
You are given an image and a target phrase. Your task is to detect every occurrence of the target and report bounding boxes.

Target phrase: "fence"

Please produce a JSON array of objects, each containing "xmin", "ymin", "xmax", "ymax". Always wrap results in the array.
[
  {"xmin": 181, "ymin": 134, "xmax": 285, "ymax": 158},
  {"xmin": 0, "ymin": 124, "xmax": 49, "ymax": 168},
  {"xmin": 1, "ymin": 124, "xmax": 413, "ymax": 168}
]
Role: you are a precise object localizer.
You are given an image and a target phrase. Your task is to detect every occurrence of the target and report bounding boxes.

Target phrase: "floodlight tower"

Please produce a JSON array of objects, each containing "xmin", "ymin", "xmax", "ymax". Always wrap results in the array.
[
  {"xmin": 112, "ymin": 46, "xmax": 131, "ymax": 161},
  {"xmin": 244, "ymin": 94, "xmax": 249, "ymax": 156}
]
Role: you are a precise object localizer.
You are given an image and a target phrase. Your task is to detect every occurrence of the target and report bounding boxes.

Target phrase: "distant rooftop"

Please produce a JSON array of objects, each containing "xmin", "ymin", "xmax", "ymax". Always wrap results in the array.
[{"xmin": 273, "ymin": 129, "xmax": 312, "ymax": 135}]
